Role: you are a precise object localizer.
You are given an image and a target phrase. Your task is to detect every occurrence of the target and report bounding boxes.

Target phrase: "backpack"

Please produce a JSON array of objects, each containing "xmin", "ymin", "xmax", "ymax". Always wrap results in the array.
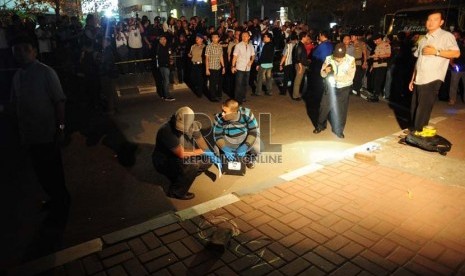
[{"xmin": 404, "ymin": 133, "xmax": 452, "ymax": 156}]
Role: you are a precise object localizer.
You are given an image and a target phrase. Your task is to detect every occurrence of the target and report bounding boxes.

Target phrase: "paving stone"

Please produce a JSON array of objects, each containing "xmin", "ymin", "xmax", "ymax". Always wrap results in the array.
[
  {"xmin": 183, "ymin": 250, "xmax": 217, "ymax": 268},
  {"xmin": 387, "ymin": 246, "xmax": 416, "ymax": 266},
  {"xmin": 360, "ymin": 250, "xmax": 398, "ymax": 272},
  {"xmin": 337, "ymin": 242, "xmax": 365, "ymax": 259},
  {"xmin": 266, "ymin": 201, "xmax": 293, "ymax": 215},
  {"xmin": 287, "ymin": 216, "xmax": 313, "ymax": 230},
  {"xmin": 289, "ymin": 237, "xmax": 319, "ymax": 256},
  {"xmin": 297, "ymin": 266, "xmax": 326, "ymax": 276},
  {"xmin": 313, "ymin": 246, "xmax": 346, "ymax": 266},
  {"xmin": 154, "ymin": 223, "xmax": 182, "ymax": 236},
  {"xmin": 410, "ymin": 255, "xmax": 454, "ymax": 275},
  {"xmin": 329, "ymin": 261, "xmax": 362, "ymax": 276},
  {"xmin": 331, "ymin": 219, "xmax": 354, "ymax": 234},
  {"xmin": 107, "ymin": 265, "xmax": 128, "ymax": 276},
  {"xmin": 219, "ymin": 248, "xmax": 240, "ymax": 264},
  {"xmin": 246, "ymin": 214, "xmax": 274, "ymax": 228},
  {"xmin": 318, "ymin": 214, "xmax": 343, "ymax": 228},
  {"xmin": 343, "ymin": 230, "xmax": 375, "ymax": 248},
  {"xmin": 82, "ymin": 254, "xmax": 104, "ymax": 275},
  {"xmin": 240, "ymin": 262, "xmax": 274, "ymax": 276},
  {"xmin": 267, "ymin": 219, "xmax": 295, "ymax": 236},
  {"xmin": 324, "ymin": 236, "xmax": 351, "ymax": 252},
  {"xmin": 150, "ymin": 268, "xmax": 171, "ymax": 276},
  {"xmin": 127, "ymin": 238, "xmax": 149, "ymax": 256},
  {"xmin": 240, "ymin": 209, "xmax": 265, "ymax": 221},
  {"xmin": 371, "ymin": 238, "xmax": 398, "ymax": 258},
  {"xmin": 301, "ymin": 227, "xmax": 330, "ymax": 244},
  {"xmin": 417, "ymin": 241, "xmax": 446, "ymax": 261},
  {"xmin": 99, "ymin": 243, "xmax": 130, "ymax": 259},
  {"xmin": 160, "ymin": 229, "xmax": 189, "ymax": 244},
  {"xmin": 279, "ymin": 257, "xmax": 312, "ymax": 275},
  {"xmin": 138, "ymin": 246, "xmax": 170, "ymax": 263},
  {"xmin": 231, "ymin": 217, "xmax": 254, "ymax": 233},
  {"xmin": 140, "ymin": 232, "xmax": 161, "ymax": 250},
  {"xmin": 229, "ymin": 254, "xmax": 264, "ymax": 272},
  {"xmin": 145, "ymin": 253, "xmax": 178, "ymax": 273},
  {"xmin": 279, "ymin": 231, "xmax": 307, "ymax": 247},
  {"xmin": 351, "ymin": 255, "xmax": 389, "ymax": 276},
  {"xmin": 371, "ymin": 221, "xmax": 396, "ymax": 237},
  {"xmin": 189, "ymin": 259, "xmax": 225, "ymax": 275},
  {"xmin": 437, "ymin": 248, "xmax": 465, "ymax": 270},
  {"xmin": 64, "ymin": 260, "xmax": 85, "ymax": 276},
  {"xmin": 223, "ymin": 204, "xmax": 246, "ymax": 217},
  {"xmin": 167, "ymin": 240, "xmax": 193, "ymax": 260},
  {"xmin": 103, "ymin": 252, "xmax": 135, "ymax": 269},
  {"xmin": 179, "ymin": 219, "xmax": 200, "ymax": 235},
  {"xmin": 279, "ymin": 211, "xmax": 304, "ymax": 224},
  {"xmin": 256, "ymin": 223, "xmax": 284, "ymax": 240},
  {"xmin": 351, "ymin": 225, "xmax": 382, "ymax": 242},
  {"xmin": 390, "ymin": 267, "xmax": 417, "ymax": 276},
  {"xmin": 167, "ymin": 261, "xmax": 188, "ymax": 275},
  {"xmin": 181, "ymin": 236, "xmax": 204, "ymax": 254},
  {"xmin": 308, "ymin": 222, "xmax": 337, "ymax": 239},
  {"xmin": 93, "ymin": 272, "xmax": 108, "ymax": 276},
  {"xmin": 122, "ymin": 258, "xmax": 148, "ymax": 276},
  {"xmin": 302, "ymin": 252, "xmax": 337, "ymax": 273},
  {"xmin": 214, "ymin": 265, "xmax": 238, "ymax": 275},
  {"xmin": 231, "ymin": 201, "xmax": 255, "ymax": 214},
  {"xmin": 386, "ymin": 233, "xmax": 421, "ymax": 252},
  {"xmin": 267, "ymin": 242, "xmax": 298, "ymax": 262}
]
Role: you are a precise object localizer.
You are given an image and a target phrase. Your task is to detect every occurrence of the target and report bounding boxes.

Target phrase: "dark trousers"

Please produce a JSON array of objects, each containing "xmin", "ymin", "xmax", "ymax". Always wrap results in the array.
[
  {"xmin": 411, "ymin": 80, "xmax": 442, "ymax": 131},
  {"xmin": 176, "ymin": 58, "xmax": 186, "ymax": 83},
  {"xmin": 281, "ymin": 64, "xmax": 295, "ymax": 95},
  {"xmin": 29, "ymin": 142, "xmax": 70, "ymax": 217},
  {"xmin": 191, "ymin": 64, "xmax": 204, "ymax": 97},
  {"xmin": 318, "ymin": 85, "xmax": 351, "ymax": 135},
  {"xmin": 128, "ymin": 47, "xmax": 143, "ymax": 73},
  {"xmin": 159, "ymin": 67, "xmax": 171, "ymax": 98},
  {"xmin": 353, "ymin": 65, "xmax": 365, "ymax": 93},
  {"xmin": 235, "ymin": 70, "xmax": 250, "ymax": 103},
  {"xmin": 208, "ymin": 69, "xmax": 222, "ymax": 100},
  {"xmin": 153, "ymin": 156, "xmax": 211, "ymax": 197},
  {"xmin": 371, "ymin": 66, "xmax": 387, "ymax": 97}
]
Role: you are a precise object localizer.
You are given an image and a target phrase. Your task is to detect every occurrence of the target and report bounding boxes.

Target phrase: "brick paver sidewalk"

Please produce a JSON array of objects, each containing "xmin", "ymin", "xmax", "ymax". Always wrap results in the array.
[{"xmin": 26, "ymin": 159, "xmax": 465, "ymax": 275}]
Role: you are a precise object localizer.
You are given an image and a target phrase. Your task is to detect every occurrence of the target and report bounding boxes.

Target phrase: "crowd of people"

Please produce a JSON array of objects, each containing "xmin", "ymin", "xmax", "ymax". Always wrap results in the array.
[{"xmin": 1, "ymin": 10, "xmax": 463, "ymax": 202}]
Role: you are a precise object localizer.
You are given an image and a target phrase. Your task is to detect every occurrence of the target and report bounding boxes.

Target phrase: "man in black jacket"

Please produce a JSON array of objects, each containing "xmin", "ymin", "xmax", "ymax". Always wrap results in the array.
[
  {"xmin": 292, "ymin": 32, "xmax": 311, "ymax": 100},
  {"xmin": 255, "ymin": 33, "xmax": 275, "ymax": 96}
]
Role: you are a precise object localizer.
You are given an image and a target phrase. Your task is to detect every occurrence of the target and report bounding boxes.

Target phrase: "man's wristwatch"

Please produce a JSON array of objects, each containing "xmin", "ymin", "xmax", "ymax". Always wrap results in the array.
[
  {"xmin": 435, "ymin": 49, "xmax": 441, "ymax": 56},
  {"xmin": 58, "ymin": 124, "xmax": 65, "ymax": 130}
]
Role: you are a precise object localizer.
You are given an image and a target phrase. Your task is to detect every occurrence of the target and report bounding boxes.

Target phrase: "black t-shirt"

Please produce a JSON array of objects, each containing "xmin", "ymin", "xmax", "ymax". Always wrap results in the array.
[{"xmin": 152, "ymin": 117, "xmax": 202, "ymax": 162}]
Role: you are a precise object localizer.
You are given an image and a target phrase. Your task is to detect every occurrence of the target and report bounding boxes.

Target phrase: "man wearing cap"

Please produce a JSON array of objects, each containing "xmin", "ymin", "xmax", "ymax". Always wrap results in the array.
[
  {"xmin": 188, "ymin": 34, "xmax": 206, "ymax": 97},
  {"xmin": 152, "ymin": 106, "xmax": 219, "ymax": 200},
  {"xmin": 314, "ymin": 43, "xmax": 356, "ymax": 138},
  {"xmin": 367, "ymin": 34, "xmax": 391, "ymax": 102}
]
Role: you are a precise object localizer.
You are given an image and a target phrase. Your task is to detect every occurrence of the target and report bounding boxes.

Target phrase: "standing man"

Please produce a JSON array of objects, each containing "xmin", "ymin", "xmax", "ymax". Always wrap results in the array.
[
  {"xmin": 279, "ymin": 32, "xmax": 298, "ymax": 96},
  {"xmin": 368, "ymin": 34, "xmax": 391, "ymax": 102},
  {"xmin": 231, "ymin": 31, "xmax": 255, "ymax": 103},
  {"xmin": 314, "ymin": 43, "xmax": 356, "ymax": 138},
  {"xmin": 188, "ymin": 34, "xmax": 205, "ymax": 97},
  {"xmin": 350, "ymin": 31, "xmax": 368, "ymax": 96},
  {"xmin": 448, "ymin": 31, "xmax": 465, "ymax": 106},
  {"xmin": 205, "ymin": 32, "xmax": 226, "ymax": 102},
  {"xmin": 10, "ymin": 37, "xmax": 70, "ymax": 220},
  {"xmin": 255, "ymin": 32, "xmax": 274, "ymax": 96},
  {"xmin": 409, "ymin": 10, "xmax": 460, "ymax": 132},
  {"xmin": 154, "ymin": 35, "xmax": 175, "ymax": 101},
  {"xmin": 292, "ymin": 32, "xmax": 311, "ymax": 101}
]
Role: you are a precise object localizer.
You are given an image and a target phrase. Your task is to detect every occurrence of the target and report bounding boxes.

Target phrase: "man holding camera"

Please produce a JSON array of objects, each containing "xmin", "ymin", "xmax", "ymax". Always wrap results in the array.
[{"xmin": 314, "ymin": 43, "xmax": 356, "ymax": 138}]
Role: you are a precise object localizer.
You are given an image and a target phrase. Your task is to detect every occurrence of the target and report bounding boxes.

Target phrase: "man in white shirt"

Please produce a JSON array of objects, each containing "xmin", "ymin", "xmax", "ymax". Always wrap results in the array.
[
  {"xmin": 231, "ymin": 31, "xmax": 255, "ymax": 103},
  {"xmin": 409, "ymin": 10, "xmax": 460, "ymax": 132},
  {"xmin": 35, "ymin": 16, "xmax": 53, "ymax": 65},
  {"xmin": 127, "ymin": 18, "xmax": 144, "ymax": 73}
]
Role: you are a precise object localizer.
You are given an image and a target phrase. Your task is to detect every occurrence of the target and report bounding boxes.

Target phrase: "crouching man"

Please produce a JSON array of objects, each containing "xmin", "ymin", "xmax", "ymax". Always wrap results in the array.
[
  {"xmin": 152, "ymin": 106, "xmax": 220, "ymax": 200},
  {"xmin": 213, "ymin": 99, "xmax": 260, "ymax": 168}
]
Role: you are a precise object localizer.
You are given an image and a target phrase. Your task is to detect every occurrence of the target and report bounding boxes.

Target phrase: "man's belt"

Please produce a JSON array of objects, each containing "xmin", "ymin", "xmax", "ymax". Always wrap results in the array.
[
  {"xmin": 193, "ymin": 61, "xmax": 202, "ymax": 64},
  {"xmin": 375, "ymin": 58, "xmax": 387, "ymax": 64}
]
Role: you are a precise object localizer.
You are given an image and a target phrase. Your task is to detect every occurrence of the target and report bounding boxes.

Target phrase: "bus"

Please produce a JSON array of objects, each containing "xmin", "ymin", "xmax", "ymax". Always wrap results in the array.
[{"xmin": 386, "ymin": 3, "xmax": 465, "ymax": 35}]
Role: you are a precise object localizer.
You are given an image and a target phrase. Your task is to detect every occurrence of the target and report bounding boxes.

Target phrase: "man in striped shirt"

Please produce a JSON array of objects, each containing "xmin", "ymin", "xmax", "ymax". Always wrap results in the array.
[
  {"xmin": 205, "ymin": 32, "xmax": 226, "ymax": 102},
  {"xmin": 213, "ymin": 99, "xmax": 260, "ymax": 168}
]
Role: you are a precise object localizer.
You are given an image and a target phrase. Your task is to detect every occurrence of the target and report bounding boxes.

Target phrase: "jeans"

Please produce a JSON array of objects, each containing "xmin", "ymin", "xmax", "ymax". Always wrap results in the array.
[
  {"xmin": 159, "ymin": 67, "xmax": 171, "ymax": 98},
  {"xmin": 384, "ymin": 64, "xmax": 395, "ymax": 99},
  {"xmin": 256, "ymin": 67, "xmax": 273, "ymax": 95},
  {"xmin": 235, "ymin": 70, "xmax": 250, "ymax": 102}
]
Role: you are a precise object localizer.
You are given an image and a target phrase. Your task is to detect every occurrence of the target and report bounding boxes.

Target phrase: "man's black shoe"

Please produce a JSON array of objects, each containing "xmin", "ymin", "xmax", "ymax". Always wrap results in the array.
[
  {"xmin": 168, "ymin": 192, "xmax": 195, "ymax": 200},
  {"xmin": 313, "ymin": 128, "xmax": 326, "ymax": 134},
  {"xmin": 336, "ymin": 133, "xmax": 345, "ymax": 138}
]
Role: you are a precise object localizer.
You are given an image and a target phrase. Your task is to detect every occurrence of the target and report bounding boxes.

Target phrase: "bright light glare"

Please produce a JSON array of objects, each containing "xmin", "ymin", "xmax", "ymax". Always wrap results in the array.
[
  {"xmin": 329, "ymin": 22, "xmax": 337, "ymax": 28},
  {"xmin": 104, "ymin": 9, "xmax": 113, "ymax": 17}
]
